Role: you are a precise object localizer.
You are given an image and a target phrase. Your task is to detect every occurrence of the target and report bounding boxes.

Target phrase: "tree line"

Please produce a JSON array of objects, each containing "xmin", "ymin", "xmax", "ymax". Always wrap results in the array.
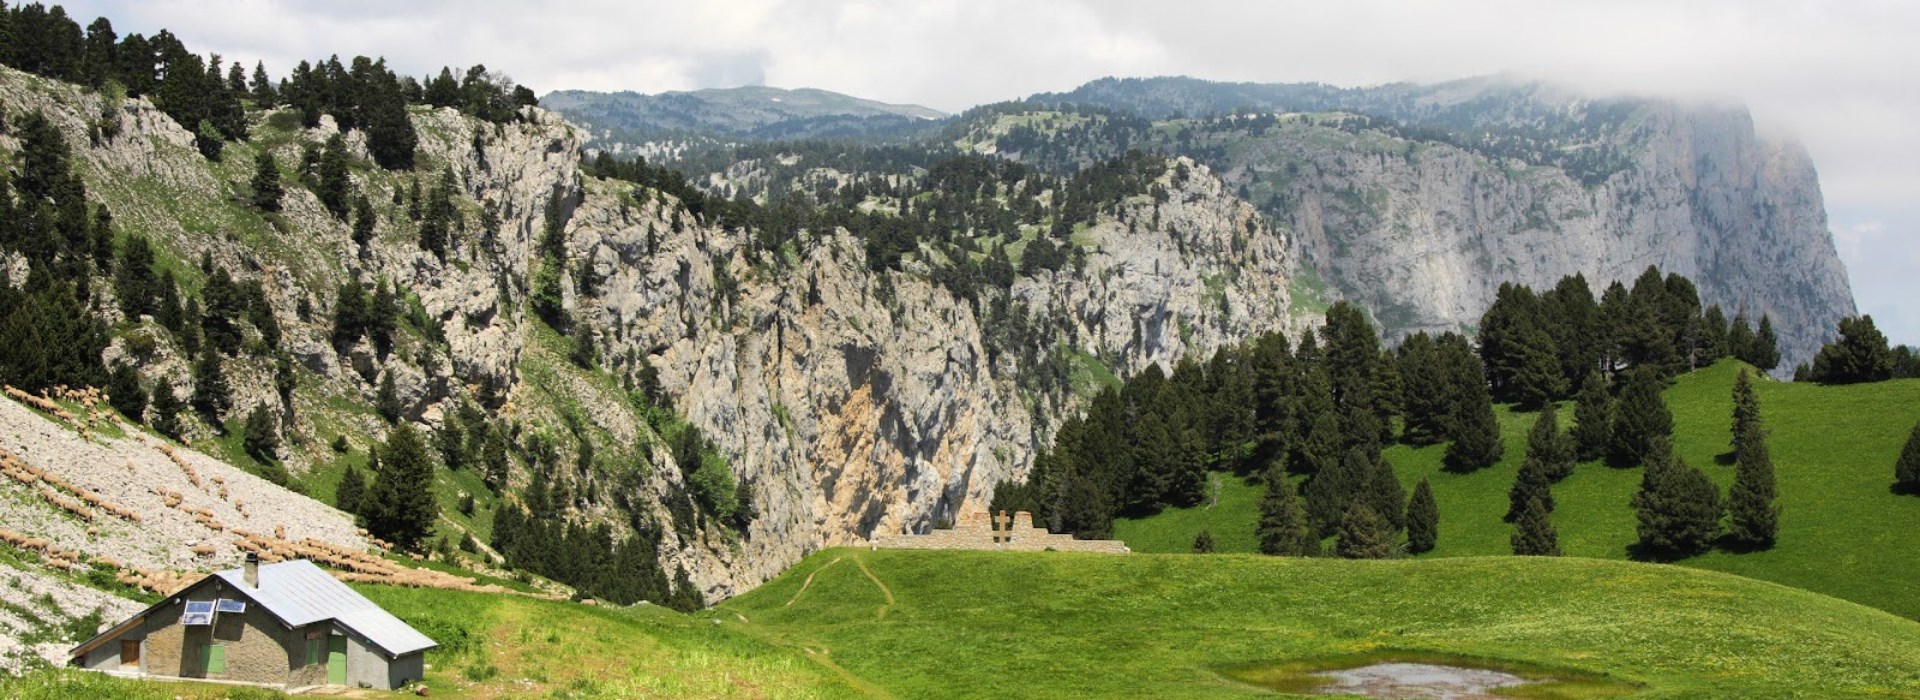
[
  {"xmin": 992, "ymin": 267, "xmax": 1788, "ymax": 561},
  {"xmin": 0, "ymin": 2, "xmax": 537, "ymax": 165}
]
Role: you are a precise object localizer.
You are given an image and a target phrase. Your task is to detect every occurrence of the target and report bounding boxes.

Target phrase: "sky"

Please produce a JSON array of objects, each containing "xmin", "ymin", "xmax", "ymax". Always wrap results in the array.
[{"xmin": 63, "ymin": 0, "xmax": 1919, "ymax": 344}]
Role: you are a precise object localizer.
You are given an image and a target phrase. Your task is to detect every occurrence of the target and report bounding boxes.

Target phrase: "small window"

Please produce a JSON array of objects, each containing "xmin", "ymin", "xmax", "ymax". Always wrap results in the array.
[{"xmin": 306, "ymin": 635, "xmax": 323, "ymax": 666}]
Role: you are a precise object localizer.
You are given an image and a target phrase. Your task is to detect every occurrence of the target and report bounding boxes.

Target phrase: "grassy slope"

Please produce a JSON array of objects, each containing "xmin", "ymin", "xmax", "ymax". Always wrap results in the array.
[
  {"xmin": 1115, "ymin": 361, "xmax": 1920, "ymax": 617},
  {"xmin": 724, "ymin": 548, "xmax": 1920, "ymax": 699},
  {"xmin": 1, "ymin": 584, "xmax": 860, "ymax": 699}
]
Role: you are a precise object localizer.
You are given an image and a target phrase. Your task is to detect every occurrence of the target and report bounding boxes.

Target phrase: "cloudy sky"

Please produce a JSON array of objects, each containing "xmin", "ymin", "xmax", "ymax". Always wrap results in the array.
[{"xmin": 65, "ymin": 0, "xmax": 1918, "ymax": 344}]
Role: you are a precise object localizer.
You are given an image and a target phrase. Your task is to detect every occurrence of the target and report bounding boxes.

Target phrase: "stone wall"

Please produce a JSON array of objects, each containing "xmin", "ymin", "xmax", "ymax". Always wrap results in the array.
[
  {"xmin": 870, "ymin": 510, "xmax": 1129, "ymax": 554},
  {"xmin": 116, "ymin": 578, "xmax": 296, "ymax": 686}
]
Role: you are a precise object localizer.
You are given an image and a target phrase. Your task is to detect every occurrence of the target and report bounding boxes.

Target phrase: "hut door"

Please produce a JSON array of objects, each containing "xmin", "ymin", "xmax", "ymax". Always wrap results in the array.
[
  {"xmin": 327, "ymin": 635, "xmax": 347, "ymax": 686},
  {"xmin": 119, "ymin": 640, "xmax": 139, "ymax": 668}
]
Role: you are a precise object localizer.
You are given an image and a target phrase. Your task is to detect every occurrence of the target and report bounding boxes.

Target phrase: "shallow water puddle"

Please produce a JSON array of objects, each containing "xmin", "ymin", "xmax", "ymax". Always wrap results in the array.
[
  {"xmin": 1311, "ymin": 662, "xmax": 1527, "ymax": 699},
  {"xmin": 1215, "ymin": 651, "xmax": 1639, "ymax": 699}
]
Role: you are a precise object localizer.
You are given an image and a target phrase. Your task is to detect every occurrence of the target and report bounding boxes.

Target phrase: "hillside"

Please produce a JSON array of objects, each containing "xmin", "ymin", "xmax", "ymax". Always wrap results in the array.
[
  {"xmin": 721, "ymin": 548, "xmax": 1920, "ymax": 698},
  {"xmin": 1117, "ymin": 361, "xmax": 1920, "ymax": 616},
  {"xmin": 544, "ymin": 85, "xmax": 946, "ymax": 144}
]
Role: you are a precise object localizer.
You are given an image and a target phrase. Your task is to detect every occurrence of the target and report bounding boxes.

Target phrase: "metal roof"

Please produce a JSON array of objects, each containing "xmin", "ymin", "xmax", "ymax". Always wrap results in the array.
[{"xmin": 211, "ymin": 559, "xmax": 437, "ymax": 656}]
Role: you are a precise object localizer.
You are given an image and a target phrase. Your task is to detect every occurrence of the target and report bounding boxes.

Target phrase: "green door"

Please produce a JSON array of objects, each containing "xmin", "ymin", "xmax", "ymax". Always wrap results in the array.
[
  {"xmin": 203, "ymin": 643, "xmax": 225, "ymax": 675},
  {"xmin": 326, "ymin": 635, "xmax": 347, "ymax": 686}
]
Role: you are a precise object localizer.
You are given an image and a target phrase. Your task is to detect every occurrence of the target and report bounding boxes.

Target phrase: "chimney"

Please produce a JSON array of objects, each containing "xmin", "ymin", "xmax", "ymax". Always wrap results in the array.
[{"xmin": 244, "ymin": 552, "xmax": 260, "ymax": 589}]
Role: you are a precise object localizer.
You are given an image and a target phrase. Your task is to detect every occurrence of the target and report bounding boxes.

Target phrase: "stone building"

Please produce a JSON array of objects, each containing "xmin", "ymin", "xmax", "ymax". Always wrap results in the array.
[
  {"xmin": 69, "ymin": 555, "xmax": 436, "ymax": 691},
  {"xmin": 871, "ymin": 510, "xmax": 1130, "ymax": 553}
]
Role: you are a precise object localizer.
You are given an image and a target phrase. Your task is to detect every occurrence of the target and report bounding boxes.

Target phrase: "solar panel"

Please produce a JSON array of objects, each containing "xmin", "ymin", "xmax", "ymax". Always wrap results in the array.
[
  {"xmin": 182, "ymin": 600, "xmax": 215, "ymax": 625},
  {"xmin": 216, "ymin": 599, "xmax": 246, "ymax": 614}
]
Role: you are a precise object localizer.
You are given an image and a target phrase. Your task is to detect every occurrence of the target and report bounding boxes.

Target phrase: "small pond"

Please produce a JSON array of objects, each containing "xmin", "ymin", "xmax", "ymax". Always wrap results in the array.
[{"xmin": 1216, "ymin": 651, "xmax": 1639, "ymax": 699}]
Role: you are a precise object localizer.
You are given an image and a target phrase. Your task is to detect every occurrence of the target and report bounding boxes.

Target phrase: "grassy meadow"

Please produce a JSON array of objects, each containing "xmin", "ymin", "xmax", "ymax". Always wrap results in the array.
[{"xmin": 1117, "ymin": 361, "xmax": 1920, "ymax": 617}]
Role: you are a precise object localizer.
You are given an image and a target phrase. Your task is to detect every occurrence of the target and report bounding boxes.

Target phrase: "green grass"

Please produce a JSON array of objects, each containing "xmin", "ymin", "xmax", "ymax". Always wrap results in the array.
[
  {"xmin": 722, "ymin": 548, "xmax": 1920, "ymax": 699},
  {"xmin": 1113, "ymin": 360, "xmax": 1920, "ymax": 618},
  {"xmin": 0, "ymin": 584, "xmax": 862, "ymax": 699},
  {"xmin": 1114, "ymin": 473, "xmax": 1265, "ymax": 553}
]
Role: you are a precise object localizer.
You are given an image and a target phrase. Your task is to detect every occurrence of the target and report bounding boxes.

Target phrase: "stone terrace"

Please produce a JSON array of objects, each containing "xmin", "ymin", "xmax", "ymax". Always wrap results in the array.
[{"xmin": 870, "ymin": 510, "xmax": 1129, "ymax": 554}]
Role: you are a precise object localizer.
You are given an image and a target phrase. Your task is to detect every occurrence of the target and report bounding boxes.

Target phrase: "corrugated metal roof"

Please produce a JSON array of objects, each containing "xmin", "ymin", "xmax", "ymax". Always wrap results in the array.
[{"xmin": 212, "ymin": 560, "xmax": 437, "ymax": 656}]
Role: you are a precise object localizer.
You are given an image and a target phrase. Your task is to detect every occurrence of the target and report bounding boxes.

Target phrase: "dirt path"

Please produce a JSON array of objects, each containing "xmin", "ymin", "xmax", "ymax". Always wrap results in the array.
[
  {"xmin": 852, "ymin": 555, "xmax": 895, "ymax": 621},
  {"xmin": 786, "ymin": 556, "xmax": 845, "ymax": 607}
]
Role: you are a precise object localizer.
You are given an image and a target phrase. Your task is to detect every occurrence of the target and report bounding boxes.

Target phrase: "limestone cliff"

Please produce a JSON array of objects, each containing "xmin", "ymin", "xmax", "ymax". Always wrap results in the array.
[{"xmin": 0, "ymin": 66, "xmax": 1297, "ymax": 600}]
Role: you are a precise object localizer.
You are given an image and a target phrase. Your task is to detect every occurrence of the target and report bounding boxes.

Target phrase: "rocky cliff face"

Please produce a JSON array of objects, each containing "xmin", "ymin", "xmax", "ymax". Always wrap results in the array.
[
  {"xmin": 562, "ymin": 155, "xmax": 1298, "ymax": 593},
  {"xmin": 1137, "ymin": 86, "xmax": 1856, "ymax": 366},
  {"xmin": 0, "ymin": 66, "xmax": 1298, "ymax": 599}
]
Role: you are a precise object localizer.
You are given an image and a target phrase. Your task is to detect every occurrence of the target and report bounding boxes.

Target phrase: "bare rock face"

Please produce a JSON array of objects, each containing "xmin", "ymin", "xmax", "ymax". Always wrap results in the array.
[
  {"xmin": 1215, "ymin": 98, "xmax": 1854, "ymax": 367},
  {"xmin": 564, "ymin": 156, "xmax": 1301, "ymax": 596}
]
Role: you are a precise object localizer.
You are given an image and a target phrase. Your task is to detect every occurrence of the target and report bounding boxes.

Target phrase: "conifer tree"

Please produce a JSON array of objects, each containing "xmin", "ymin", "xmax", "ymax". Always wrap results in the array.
[
  {"xmin": 1609, "ymin": 368, "xmax": 1672, "ymax": 467},
  {"xmin": 1396, "ymin": 332, "xmax": 1450, "ymax": 445},
  {"xmin": 1256, "ymin": 468, "xmax": 1316, "ymax": 556},
  {"xmin": 1305, "ymin": 447, "xmax": 1369, "ymax": 537},
  {"xmin": 190, "ymin": 344, "xmax": 230, "ymax": 426},
  {"xmin": 1335, "ymin": 501, "xmax": 1392, "ymax": 559},
  {"xmin": 1751, "ymin": 316, "xmax": 1781, "ymax": 371},
  {"xmin": 1727, "ymin": 311, "xmax": 1757, "ymax": 365},
  {"xmin": 347, "ymin": 197, "xmax": 374, "ymax": 249},
  {"xmin": 1808, "ymin": 315, "xmax": 1894, "ymax": 384},
  {"xmin": 1363, "ymin": 456, "xmax": 1407, "ymax": 535},
  {"xmin": 1191, "ymin": 529, "xmax": 1216, "ymax": 554},
  {"xmin": 1528, "ymin": 401, "xmax": 1576, "ymax": 482},
  {"xmin": 1507, "ymin": 450, "xmax": 1555, "ymax": 523},
  {"xmin": 1511, "ymin": 495, "xmax": 1561, "ymax": 556},
  {"xmin": 150, "ymin": 378, "xmax": 184, "ymax": 440},
  {"xmin": 105, "ymin": 362, "xmax": 147, "ymax": 422},
  {"xmin": 242, "ymin": 403, "xmax": 279, "ymax": 464},
  {"xmin": 1405, "ymin": 478, "xmax": 1439, "ymax": 554},
  {"xmin": 316, "ymin": 133, "xmax": 351, "ymax": 218},
  {"xmin": 376, "ymin": 370, "xmax": 401, "ymax": 424},
  {"xmin": 1570, "ymin": 372, "xmax": 1612, "ymax": 462},
  {"xmin": 335, "ymin": 462, "xmax": 366, "ymax": 518},
  {"xmin": 250, "ymin": 150, "xmax": 282, "ymax": 212},
  {"xmin": 1443, "ymin": 379, "xmax": 1503, "ymax": 473},
  {"xmin": 1631, "ymin": 437, "xmax": 1723, "ymax": 559},
  {"xmin": 1897, "ymin": 421, "xmax": 1920, "ymax": 495},
  {"xmin": 1727, "ymin": 369, "xmax": 1778, "ymax": 548},
  {"xmin": 365, "ymin": 423, "xmax": 437, "ymax": 552}
]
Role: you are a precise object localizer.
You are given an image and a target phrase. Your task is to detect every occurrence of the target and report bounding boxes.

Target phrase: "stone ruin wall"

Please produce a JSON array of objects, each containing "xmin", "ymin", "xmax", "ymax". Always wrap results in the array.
[{"xmin": 869, "ymin": 510, "xmax": 1129, "ymax": 554}]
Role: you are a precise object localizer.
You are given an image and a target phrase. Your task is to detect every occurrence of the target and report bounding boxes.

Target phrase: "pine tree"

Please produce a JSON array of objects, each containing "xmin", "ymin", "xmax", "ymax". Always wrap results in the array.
[
  {"xmin": 250, "ymin": 150, "xmax": 282, "ymax": 212},
  {"xmin": 1191, "ymin": 529, "xmax": 1216, "ymax": 554},
  {"xmin": 242, "ymin": 403, "xmax": 279, "ymax": 464},
  {"xmin": 1528, "ymin": 402, "xmax": 1576, "ymax": 481},
  {"xmin": 1570, "ymin": 372, "xmax": 1612, "ymax": 462},
  {"xmin": 376, "ymin": 371, "xmax": 401, "ymax": 424},
  {"xmin": 1751, "ymin": 316, "xmax": 1781, "ymax": 371},
  {"xmin": 1808, "ymin": 315, "xmax": 1894, "ymax": 384},
  {"xmin": 1631, "ymin": 437, "xmax": 1723, "ymax": 560},
  {"xmin": 150, "ymin": 378, "xmax": 184, "ymax": 440},
  {"xmin": 1335, "ymin": 501, "xmax": 1392, "ymax": 559},
  {"xmin": 1405, "ymin": 478, "xmax": 1439, "ymax": 554},
  {"xmin": 190, "ymin": 345, "xmax": 230, "ymax": 426},
  {"xmin": 105, "ymin": 362, "xmax": 147, "ymax": 422},
  {"xmin": 1726, "ymin": 369, "xmax": 1779, "ymax": 549},
  {"xmin": 1363, "ymin": 455, "xmax": 1406, "ymax": 535},
  {"xmin": 1256, "ymin": 469, "xmax": 1316, "ymax": 556},
  {"xmin": 351, "ymin": 197, "xmax": 375, "ymax": 248},
  {"xmin": 316, "ymin": 133, "xmax": 351, "ymax": 219},
  {"xmin": 335, "ymin": 463, "xmax": 366, "ymax": 518},
  {"xmin": 1727, "ymin": 311, "xmax": 1757, "ymax": 365},
  {"xmin": 1305, "ymin": 447, "xmax": 1368, "ymax": 537},
  {"xmin": 1609, "ymin": 368, "xmax": 1672, "ymax": 467},
  {"xmin": 1510, "ymin": 495, "xmax": 1561, "ymax": 556},
  {"xmin": 365, "ymin": 423, "xmax": 438, "ymax": 552},
  {"xmin": 1897, "ymin": 421, "xmax": 1920, "ymax": 495},
  {"xmin": 1443, "ymin": 380, "xmax": 1503, "ymax": 473},
  {"xmin": 1507, "ymin": 450, "xmax": 1555, "ymax": 522}
]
